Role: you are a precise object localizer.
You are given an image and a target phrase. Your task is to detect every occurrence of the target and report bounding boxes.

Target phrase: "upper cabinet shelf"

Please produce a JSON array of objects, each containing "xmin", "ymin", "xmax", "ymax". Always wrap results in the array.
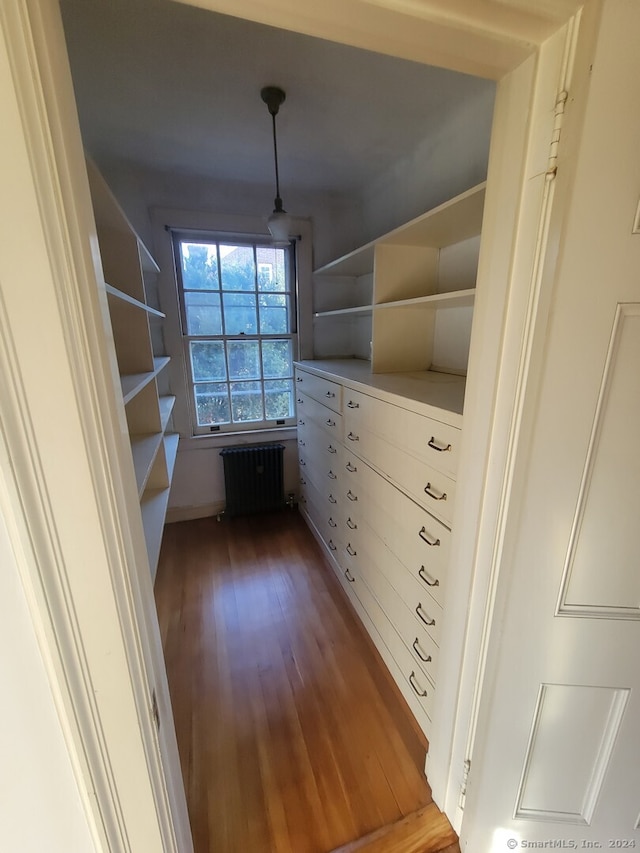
[
  {"xmin": 311, "ymin": 183, "xmax": 486, "ymax": 375},
  {"xmin": 86, "ymin": 158, "xmax": 176, "ymax": 582},
  {"xmin": 106, "ymin": 283, "xmax": 165, "ymax": 318}
]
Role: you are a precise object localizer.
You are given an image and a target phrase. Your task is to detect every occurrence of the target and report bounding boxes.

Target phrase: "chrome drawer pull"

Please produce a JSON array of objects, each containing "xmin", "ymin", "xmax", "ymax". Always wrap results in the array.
[
  {"xmin": 409, "ymin": 671, "xmax": 428, "ymax": 698},
  {"xmin": 345, "ymin": 568, "xmax": 355, "ymax": 583},
  {"xmin": 412, "ymin": 638, "xmax": 432, "ymax": 663},
  {"xmin": 424, "ymin": 482, "xmax": 447, "ymax": 501},
  {"xmin": 428, "ymin": 436, "xmax": 451, "ymax": 453},
  {"xmin": 328, "ymin": 470, "xmax": 337, "ymax": 480},
  {"xmin": 347, "ymin": 490, "xmax": 358, "ymax": 502},
  {"xmin": 328, "ymin": 517, "xmax": 337, "ymax": 528},
  {"xmin": 328, "ymin": 494, "xmax": 337, "ymax": 504},
  {"xmin": 346, "ymin": 462, "xmax": 357, "ymax": 472},
  {"xmin": 419, "ymin": 566, "xmax": 440, "ymax": 588},
  {"xmin": 418, "ymin": 526, "xmax": 440, "ymax": 547},
  {"xmin": 328, "ymin": 539, "xmax": 337, "ymax": 552},
  {"xmin": 327, "ymin": 445, "xmax": 337, "ymax": 454},
  {"xmin": 325, "ymin": 390, "xmax": 335, "ymax": 398},
  {"xmin": 346, "ymin": 517, "xmax": 357, "ymax": 530},
  {"xmin": 296, "ymin": 375, "xmax": 303, "ymax": 382},
  {"xmin": 416, "ymin": 603, "xmax": 436, "ymax": 627},
  {"xmin": 347, "ymin": 400, "xmax": 360, "ymax": 409},
  {"xmin": 326, "ymin": 418, "xmax": 336, "ymax": 427},
  {"xmin": 346, "ymin": 543, "xmax": 357, "ymax": 556},
  {"xmin": 347, "ymin": 431, "xmax": 360, "ymax": 442}
]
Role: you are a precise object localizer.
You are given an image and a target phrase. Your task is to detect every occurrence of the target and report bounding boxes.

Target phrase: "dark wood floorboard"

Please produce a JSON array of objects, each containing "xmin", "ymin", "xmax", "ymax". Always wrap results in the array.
[{"xmin": 155, "ymin": 510, "xmax": 456, "ymax": 853}]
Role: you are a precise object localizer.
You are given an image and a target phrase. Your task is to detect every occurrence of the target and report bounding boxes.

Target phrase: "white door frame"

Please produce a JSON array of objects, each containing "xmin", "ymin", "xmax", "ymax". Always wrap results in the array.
[
  {"xmin": 0, "ymin": 1, "xmax": 191, "ymax": 850},
  {"xmin": 0, "ymin": 0, "xmax": 588, "ymax": 845}
]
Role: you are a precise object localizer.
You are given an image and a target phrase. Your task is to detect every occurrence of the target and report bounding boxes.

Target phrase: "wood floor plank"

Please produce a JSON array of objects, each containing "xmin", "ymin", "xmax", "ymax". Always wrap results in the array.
[
  {"xmin": 154, "ymin": 510, "xmax": 457, "ymax": 853},
  {"xmin": 329, "ymin": 803, "xmax": 460, "ymax": 853}
]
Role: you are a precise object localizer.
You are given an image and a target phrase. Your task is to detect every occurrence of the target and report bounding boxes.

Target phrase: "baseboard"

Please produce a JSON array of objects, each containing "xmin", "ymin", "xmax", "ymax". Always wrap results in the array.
[{"xmin": 165, "ymin": 501, "xmax": 224, "ymax": 524}]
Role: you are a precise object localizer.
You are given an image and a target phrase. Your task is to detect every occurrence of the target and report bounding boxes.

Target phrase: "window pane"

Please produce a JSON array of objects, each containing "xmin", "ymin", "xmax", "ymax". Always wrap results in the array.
[
  {"xmin": 194, "ymin": 382, "xmax": 230, "ymax": 425},
  {"xmin": 262, "ymin": 339, "xmax": 292, "ymax": 379},
  {"xmin": 256, "ymin": 247, "xmax": 287, "ymax": 292},
  {"xmin": 227, "ymin": 340, "xmax": 260, "ymax": 380},
  {"xmin": 230, "ymin": 381, "xmax": 263, "ymax": 423},
  {"xmin": 223, "ymin": 292, "xmax": 257, "ymax": 334},
  {"xmin": 264, "ymin": 379, "xmax": 294, "ymax": 420},
  {"xmin": 220, "ymin": 245, "xmax": 255, "ymax": 291},
  {"xmin": 190, "ymin": 341, "xmax": 227, "ymax": 382},
  {"xmin": 259, "ymin": 293, "xmax": 289, "ymax": 334},
  {"xmin": 184, "ymin": 291, "xmax": 222, "ymax": 335},
  {"xmin": 180, "ymin": 242, "xmax": 218, "ymax": 290}
]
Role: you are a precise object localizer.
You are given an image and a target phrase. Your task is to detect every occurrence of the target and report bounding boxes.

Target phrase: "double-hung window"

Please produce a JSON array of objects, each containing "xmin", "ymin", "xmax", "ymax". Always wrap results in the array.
[{"xmin": 173, "ymin": 232, "xmax": 297, "ymax": 434}]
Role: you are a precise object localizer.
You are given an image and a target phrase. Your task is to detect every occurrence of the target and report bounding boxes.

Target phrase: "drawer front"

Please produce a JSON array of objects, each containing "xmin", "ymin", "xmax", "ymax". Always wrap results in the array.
[
  {"xmin": 296, "ymin": 392, "xmax": 343, "ymax": 441},
  {"xmin": 344, "ymin": 387, "xmax": 460, "ymax": 477},
  {"xmin": 295, "ymin": 369, "xmax": 342, "ymax": 413},
  {"xmin": 350, "ymin": 423, "xmax": 456, "ymax": 527},
  {"xmin": 353, "ymin": 571, "xmax": 434, "ymax": 727},
  {"xmin": 300, "ymin": 476, "xmax": 344, "ymax": 557},
  {"xmin": 352, "ymin": 529, "xmax": 439, "ymax": 686},
  {"xmin": 351, "ymin": 519, "xmax": 442, "ymax": 650},
  {"xmin": 358, "ymin": 466, "xmax": 451, "ymax": 609}
]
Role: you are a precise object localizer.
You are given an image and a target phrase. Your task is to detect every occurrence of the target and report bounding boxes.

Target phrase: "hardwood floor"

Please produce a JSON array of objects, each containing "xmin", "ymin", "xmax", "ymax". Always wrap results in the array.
[{"xmin": 155, "ymin": 510, "xmax": 458, "ymax": 853}]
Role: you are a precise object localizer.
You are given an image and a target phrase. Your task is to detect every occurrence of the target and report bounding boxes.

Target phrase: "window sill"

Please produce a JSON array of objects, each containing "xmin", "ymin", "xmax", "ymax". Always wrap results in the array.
[{"xmin": 177, "ymin": 425, "xmax": 297, "ymax": 451}]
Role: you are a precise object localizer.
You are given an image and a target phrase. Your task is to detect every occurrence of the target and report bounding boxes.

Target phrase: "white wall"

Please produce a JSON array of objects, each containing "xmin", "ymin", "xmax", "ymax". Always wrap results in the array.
[
  {"xmin": 96, "ymin": 157, "xmax": 360, "ymax": 270},
  {"xmin": 354, "ymin": 87, "xmax": 495, "ymax": 247},
  {"xmin": 0, "ymin": 508, "xmax": 97, "ymax": 853}
]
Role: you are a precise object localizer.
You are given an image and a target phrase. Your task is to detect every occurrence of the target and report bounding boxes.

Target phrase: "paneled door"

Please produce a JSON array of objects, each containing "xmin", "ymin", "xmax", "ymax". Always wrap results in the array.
[{"xmin": 463, "ymin": 1, "xmax": 640, "ymax": 848}]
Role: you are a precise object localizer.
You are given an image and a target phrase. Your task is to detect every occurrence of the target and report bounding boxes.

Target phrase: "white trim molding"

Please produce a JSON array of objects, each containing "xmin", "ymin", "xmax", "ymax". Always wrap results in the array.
[{"xmin": 0, "ymin": 1, "xmax": 191, "ymax": 850}]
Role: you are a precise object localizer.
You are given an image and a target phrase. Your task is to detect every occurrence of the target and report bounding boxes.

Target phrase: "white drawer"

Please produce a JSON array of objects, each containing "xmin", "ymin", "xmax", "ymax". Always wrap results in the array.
[
  {"xmin": 352, "ymin": 530, "xmax": 439, "ymax": 686},
  {"xmin": 295, "ymin": 369, "xmax": 342, "ymax": 413},
  {"xmin": 350, "ymin": 422, "xmax": 456, "ymax": 527},
  {"xmin": 358, "ymin": 466, "xmax": 450, "ymax": 609},
  {"xmin": 351, "ymin": 519, "xmax": 442, "ymax": 648},
  {"xmin": 296, "ymin": 392, "xmax": 343, "ymax": 441},
  {"xmin": 343, "ymin": 387, "xmax": 460, "ymax": 478},
  {"xmin": 352, "ymin": 571, "xmax": 434, "ymax": 727}
]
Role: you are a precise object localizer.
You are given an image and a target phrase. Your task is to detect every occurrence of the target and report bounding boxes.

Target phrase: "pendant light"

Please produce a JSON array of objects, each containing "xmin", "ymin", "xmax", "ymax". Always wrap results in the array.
[{"xmin": 261, "ymin": 86, "xmax": 291, "ymax": 247}]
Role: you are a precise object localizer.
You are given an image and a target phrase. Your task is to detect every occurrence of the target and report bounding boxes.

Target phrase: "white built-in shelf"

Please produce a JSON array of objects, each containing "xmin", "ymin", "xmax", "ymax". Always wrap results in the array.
[
  {"xmin": 314, "ymin": 245, "xmax": 376, "ymax": 278},
  {"xmin": 310, "ymin": 182, "xmax": 485, "ymax": 372},
  {"xmin": 313, "ymin": 183, "xmax": 485, "ymax": 278},
  {"xmin": 131, "ymin": 432, "xmax": 165, "ymax": 497},
  {"xmin": 141, "ymin": 433, "xmax": 179, "ymax": 579},
  {"xmin": 312, "ymin": 289, "xmax": 477, "ymax": 319},
  {"xmin": 375, "ymin": 289, "xmax": 476, "ymax": 310},
  {"xmin": 120, "ymin": 357, "xmax": 170, "ymax": 404},
  {"xmin": 314, "ymin": 304, "xmax": 373, "ymax": 318},
  {"xmin": 139, "ymin": 244, "xmax": 160, "ymax": 274},
  {"xmin": 106, "ymin": 283, "xmax": 165, "ymax": 317},
  {"xmin": 158, "ymin": 396, "xmax": 176, "ymax": 431}
]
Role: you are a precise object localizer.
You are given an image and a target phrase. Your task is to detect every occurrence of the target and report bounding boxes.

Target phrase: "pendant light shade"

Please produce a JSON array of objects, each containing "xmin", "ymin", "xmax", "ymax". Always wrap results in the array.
[{"xmin": 261, "ymin": 86, "xmax": 291, "ymax": 247}]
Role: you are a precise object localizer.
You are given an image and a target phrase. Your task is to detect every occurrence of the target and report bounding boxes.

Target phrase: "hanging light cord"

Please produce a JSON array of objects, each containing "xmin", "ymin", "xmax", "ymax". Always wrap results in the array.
[{"xmin": 271, "ymin": 111, "xmax": 283, "ymax": 211}]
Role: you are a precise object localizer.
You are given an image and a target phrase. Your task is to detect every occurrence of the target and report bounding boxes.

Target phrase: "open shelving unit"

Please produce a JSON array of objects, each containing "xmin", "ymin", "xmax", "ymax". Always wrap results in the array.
[
  {"xmin": 312, "ymin": 182, "xmax": 485, "ymax": 384},
  {"xmin": 87, "ymin": 158, "xmax": 177, "ymax": 581}
]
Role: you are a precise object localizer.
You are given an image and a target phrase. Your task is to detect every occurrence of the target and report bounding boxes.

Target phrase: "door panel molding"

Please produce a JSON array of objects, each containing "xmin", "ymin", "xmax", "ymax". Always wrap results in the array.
[
  {"xmin": 557, "ymin": 302, "xmax": 640, "ymax": 619},
  {"xmin": 514, "ymin": 684, "xmax": 630, "ymax": 824}
]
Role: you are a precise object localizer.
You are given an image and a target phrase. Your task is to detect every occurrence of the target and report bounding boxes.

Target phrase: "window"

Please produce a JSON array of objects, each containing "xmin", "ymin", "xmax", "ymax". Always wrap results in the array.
[{"xmin": 173, "ymin": 233, "xmax": 297, "ymax": 434}]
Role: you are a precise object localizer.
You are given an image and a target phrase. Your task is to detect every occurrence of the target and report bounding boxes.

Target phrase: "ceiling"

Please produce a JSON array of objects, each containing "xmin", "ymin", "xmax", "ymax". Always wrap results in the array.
[{"xmin": 60, "ymin": 0, "xmax": 495, "ymax": 197}]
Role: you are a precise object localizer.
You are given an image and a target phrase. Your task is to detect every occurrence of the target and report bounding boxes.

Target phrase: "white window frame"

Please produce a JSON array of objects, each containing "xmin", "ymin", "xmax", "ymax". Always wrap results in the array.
[
  {"xmin": 173, "ymin": 231, "xmax": 297, "ymax": 435},
  {"xmin": 152, "ymin": 210, "xmax": 313, "ymax": 446}
]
